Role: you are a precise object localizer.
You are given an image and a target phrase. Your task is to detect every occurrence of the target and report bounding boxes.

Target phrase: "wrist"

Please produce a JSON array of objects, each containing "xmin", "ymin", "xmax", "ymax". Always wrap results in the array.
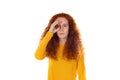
[
  {"xmin": 48, "ymin": 30, "xmax": 54, "ymax": 33},
  {"xmin": 48, "ymin": 29, "xmax": 53, "ymax": 33}
]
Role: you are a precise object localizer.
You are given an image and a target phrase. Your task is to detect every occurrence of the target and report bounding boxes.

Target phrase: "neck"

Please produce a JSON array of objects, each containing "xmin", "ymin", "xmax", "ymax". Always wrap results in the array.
[{"xmin": 59, "ymin": 38, "xmax": 67, "ymax": 44}]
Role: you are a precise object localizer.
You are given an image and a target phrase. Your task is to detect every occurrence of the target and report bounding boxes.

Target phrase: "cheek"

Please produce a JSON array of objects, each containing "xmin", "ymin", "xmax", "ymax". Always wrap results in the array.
[
  {"xmin": 56, "ymin": 31, "xmax": 60, "ymax": 36},
  {"xmin": 66, "ymin": 28, "xmax": 69, "ymax": 34}
]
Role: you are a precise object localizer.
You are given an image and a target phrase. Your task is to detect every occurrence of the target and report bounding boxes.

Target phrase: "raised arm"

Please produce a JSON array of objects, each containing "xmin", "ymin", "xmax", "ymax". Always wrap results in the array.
[
  {"xmin": 34, "ymin": 21, "xmax": 60, "ymax": 60},
  {"xmin": 34, "ymin": 31, "xmax": 53, "ymax": 60}
]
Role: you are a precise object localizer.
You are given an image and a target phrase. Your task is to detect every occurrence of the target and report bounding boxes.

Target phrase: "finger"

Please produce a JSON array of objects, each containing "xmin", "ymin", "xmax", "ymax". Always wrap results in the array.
[
  {"xmin": 52, "ymin": 21, "xmax": 59, "ymax": 26},
  {"xmin": 53, "ymin": 26, "xmax": 60, "ymax": 33},
  {"xmin": 53, "ymin": 22, "xmax": 60, "ymax": 29}
]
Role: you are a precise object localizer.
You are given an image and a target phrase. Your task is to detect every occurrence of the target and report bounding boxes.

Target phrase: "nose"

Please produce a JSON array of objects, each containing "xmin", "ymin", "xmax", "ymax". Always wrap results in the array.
[{"xmin": 59, "ymin": 26, "xmax": 63, "ymax": 32}]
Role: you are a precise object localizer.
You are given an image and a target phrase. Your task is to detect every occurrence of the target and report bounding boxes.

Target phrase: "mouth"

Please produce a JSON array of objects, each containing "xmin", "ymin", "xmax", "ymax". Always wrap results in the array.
[{"xmin": 59, "ymin": 33, "xmax": 64, "ymax": 35}]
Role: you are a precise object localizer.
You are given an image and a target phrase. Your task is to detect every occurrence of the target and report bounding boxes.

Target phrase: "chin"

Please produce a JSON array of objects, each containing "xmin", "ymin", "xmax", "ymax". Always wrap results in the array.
[{"xmin": 58, "ymin": 36, "xmax": 67, "ymax": 39}]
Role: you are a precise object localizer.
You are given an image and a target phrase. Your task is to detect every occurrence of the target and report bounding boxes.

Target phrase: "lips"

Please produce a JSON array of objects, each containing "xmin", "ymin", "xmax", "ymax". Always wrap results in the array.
[{"xmin": 59, "ymin": 33, "xmax": 64, "ymax": 35}]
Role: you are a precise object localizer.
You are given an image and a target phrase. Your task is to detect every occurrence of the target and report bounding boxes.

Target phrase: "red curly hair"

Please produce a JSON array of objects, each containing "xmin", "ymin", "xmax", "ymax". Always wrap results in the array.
[{"xmin": 41, "ymin": 13, "xmax": 83, "ymax": 60}]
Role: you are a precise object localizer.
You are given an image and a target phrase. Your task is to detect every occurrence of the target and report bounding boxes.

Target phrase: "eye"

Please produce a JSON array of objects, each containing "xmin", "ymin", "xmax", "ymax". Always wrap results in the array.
[{"xmin": 63, "ymin": 24, "xmax": 68, "ymax": 27}]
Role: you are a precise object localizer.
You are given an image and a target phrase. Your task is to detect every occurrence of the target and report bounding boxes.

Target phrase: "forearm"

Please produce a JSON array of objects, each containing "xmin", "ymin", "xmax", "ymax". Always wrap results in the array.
[
  {"xmin": 78, "ymin": 48, "xmax": 86, "ymax": 80},
  {"xmin": 78, "ymin": 65, "xmax": 86, "ymax": 80},
  {"xmin": 34, "ymin": 31, "xmax": 53, "ymax": 60}
]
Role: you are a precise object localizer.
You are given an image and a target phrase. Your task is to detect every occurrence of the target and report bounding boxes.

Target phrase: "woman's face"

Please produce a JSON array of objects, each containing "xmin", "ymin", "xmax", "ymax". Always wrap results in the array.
[{"xmin": 55, "ymin": 17, "xmax": 69, "ymax": 40}]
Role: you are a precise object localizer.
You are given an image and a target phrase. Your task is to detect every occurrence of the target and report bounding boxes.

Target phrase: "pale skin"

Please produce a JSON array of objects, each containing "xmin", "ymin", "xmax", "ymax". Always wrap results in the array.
[{"xmin": 49, "ymin": 17, "xmax": 69, "ymax": 44}]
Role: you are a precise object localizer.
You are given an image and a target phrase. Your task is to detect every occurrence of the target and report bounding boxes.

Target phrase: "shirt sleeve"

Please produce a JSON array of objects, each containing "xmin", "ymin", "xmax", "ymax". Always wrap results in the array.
[
  {"xmin": 34, "ymin": 31, "xmax": 53, "ymax": 60},
  {"xmin": 77, "ymin": 47, "xmax": 86, "ymax": 80}
]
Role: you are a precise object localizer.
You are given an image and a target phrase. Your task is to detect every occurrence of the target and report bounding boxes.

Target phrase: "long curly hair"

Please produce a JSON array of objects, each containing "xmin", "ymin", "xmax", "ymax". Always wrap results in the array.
[{"xmin": 41, "ymin": 13, "xmax": 83, "ymax": 60}]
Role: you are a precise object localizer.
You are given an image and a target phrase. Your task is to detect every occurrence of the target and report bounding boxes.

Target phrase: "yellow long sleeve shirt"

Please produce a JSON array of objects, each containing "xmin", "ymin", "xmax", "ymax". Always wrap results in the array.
[{"xmin": 35, "ymin": 31, "xmax": 86, "ymax": 80}]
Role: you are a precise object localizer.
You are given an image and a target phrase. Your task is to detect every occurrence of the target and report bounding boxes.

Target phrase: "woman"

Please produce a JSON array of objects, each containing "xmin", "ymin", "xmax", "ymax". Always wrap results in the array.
[{"xmin": 34, "ymin": 12, "xmax": 86, "ymax": 80}]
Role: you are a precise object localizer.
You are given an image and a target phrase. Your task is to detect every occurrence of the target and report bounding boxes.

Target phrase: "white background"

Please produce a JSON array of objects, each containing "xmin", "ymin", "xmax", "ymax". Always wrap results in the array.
[{"xmin": 0, "ymin": 0, "xmax": 120, "ymax": 80}]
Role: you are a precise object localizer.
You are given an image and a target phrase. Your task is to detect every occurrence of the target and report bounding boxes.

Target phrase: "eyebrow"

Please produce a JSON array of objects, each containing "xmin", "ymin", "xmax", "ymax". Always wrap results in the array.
[{"xmin": 63, "ymin": 23, "xmax": 69, "ymax": 26}]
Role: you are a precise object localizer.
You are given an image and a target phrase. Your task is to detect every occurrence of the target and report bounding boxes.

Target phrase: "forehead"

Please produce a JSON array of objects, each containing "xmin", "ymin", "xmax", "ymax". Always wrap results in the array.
[{"xmin": 56, "ymin": 17, "xmax": 68, "ymax": 24}]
